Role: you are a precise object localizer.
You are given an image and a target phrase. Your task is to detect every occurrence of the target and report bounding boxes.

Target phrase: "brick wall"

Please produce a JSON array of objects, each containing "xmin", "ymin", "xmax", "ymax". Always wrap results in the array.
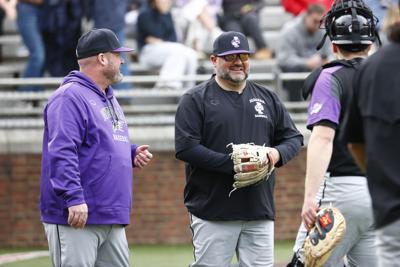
[{"xmin": 0, "ymin": 149, "xmax": 306, "ymax": 247}]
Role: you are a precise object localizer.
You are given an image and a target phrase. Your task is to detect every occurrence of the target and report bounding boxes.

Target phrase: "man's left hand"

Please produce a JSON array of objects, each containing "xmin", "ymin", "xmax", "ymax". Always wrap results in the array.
[
  {"xmin": 134, "ymin": 145, "xmax": 153, "ymax": 168},
  {"xmin": 267, "ymin": 148, "xmax": 280, "ymax": 167}
]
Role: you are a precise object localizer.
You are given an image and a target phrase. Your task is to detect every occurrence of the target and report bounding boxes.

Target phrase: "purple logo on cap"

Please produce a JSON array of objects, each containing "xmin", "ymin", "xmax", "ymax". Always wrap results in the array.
[{"xmin": 231, "ymin": 36, "xmax": 241, "ymax": 48}]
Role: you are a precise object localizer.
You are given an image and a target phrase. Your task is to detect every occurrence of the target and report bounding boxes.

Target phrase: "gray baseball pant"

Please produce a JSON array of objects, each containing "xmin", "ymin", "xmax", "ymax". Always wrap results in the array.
[
  {"xmin": 189, "ymin": 214, "xmax": 274, "ymax": 267},
  {"xmin": 43, "ymin": 223, "xmax": 131, "ymax": 267},
  {"xmin": 376, "ymin": 219, "xmax": 400, "ymax": 267}
]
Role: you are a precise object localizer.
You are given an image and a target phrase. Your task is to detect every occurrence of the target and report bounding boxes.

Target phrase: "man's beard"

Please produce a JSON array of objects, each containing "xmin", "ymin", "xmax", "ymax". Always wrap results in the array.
[
  {"xmin": 104, "ymin": 62, "xmax": 123, "ymax": 84},
  {"xmin": 217, "ymin": 68, "xmax": 248, "ymax": 84},
  {"xmin": 111, "ymin": 72, "xmax": 123, "ymax": 84}
]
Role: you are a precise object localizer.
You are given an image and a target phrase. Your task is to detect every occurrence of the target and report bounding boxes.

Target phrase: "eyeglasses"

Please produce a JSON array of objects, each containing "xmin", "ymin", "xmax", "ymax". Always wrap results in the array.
[{"xmin": 218, "ymin": 53, "xmax": 249, "ymax": 62}]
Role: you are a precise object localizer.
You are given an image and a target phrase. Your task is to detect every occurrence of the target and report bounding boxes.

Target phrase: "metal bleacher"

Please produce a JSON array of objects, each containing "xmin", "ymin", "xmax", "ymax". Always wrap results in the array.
[
  {"xmin": 0, "ymin": 0, "xmax": 310, "ymax": 152},
  {"xmin": 0, "ymin": 84, "xmax": 308, "ymax": 152}
]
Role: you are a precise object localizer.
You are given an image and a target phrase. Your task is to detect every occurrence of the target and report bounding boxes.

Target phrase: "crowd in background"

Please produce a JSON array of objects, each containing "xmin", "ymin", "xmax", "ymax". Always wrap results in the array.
[{"xmin": 0, "ymin": 0, "xmax": 398, "ymax": 98}]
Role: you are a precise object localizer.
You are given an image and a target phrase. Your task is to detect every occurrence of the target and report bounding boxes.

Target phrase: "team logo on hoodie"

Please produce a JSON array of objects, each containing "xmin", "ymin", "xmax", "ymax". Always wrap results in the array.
[
  {"xmin": 101, "ymin": 107, "xmax": 113, "ymax": 120},
  {"xmin": 100, "ymin": 106, "xmax": 129, "ymax": 142},
  {"xmin": 100, "ymin": 107, "xmax": 126, "ymax": 124},
  {"xmin": 112, "ymin": 120, "xmax": 125, "ymax": 133},
  {"xmin": 112, "ymin": 121, "xmax": 129, "ymax": 142}
]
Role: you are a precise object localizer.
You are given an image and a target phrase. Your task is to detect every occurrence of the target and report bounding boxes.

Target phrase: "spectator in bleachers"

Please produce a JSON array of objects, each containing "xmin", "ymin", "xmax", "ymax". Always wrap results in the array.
[
  {"xmin": 89, "ymin": 0, "xmax": 132, "ymax": 90},
  {"xmin": 364, "ymin": 0, "xmax": 391, "ymax": 32},
  {"xmin": 41, "ymin": 0, "xmax": 82, "ymax": 77},
  {"xmin": 174, "ymin": 0, "xmax": 222, "ymax": 57},
  {"xmin": 364, "ymin": 0, "xmax": 398, "ymax": 45},
  {"xmin": 0, "ymin": 0, "xmax": 16, "ymax": 34},
  {"xmin": 277, "ymin": 3, "xmax": 332, "ymax": 101},
  {"xmin": 0, "ymin": 0, "xmax": 16, "ymax": 63},
  {"xmin": 16, "ymin": 0, "xmax": 45, "ymax": 91},
  {"xmin": 282, "ymin": 0, "xmax": 333, "ymax": 16},
  {"xmin": 218, "ymin": 0, "xmax": 273, "ymax": 60},
  {"xmin": 124, "ymin": 0, "xmax": 147, "ymax": 40},
  {"xmin": 136, "ymin": 0, "xmax": 198, "ymax": 89}
]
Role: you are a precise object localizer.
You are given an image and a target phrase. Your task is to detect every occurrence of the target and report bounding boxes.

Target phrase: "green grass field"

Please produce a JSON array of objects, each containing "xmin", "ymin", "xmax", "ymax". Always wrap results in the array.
[{"xmin": 0, "ymin": 241, "xmax": 294, "ymax": 267}]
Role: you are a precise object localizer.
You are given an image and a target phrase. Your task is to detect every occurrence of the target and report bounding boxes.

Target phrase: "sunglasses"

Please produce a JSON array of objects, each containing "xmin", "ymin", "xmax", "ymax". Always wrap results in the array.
[{"xmin": 218, "ymin": 53, "xmax": 250, "ymax": 62}]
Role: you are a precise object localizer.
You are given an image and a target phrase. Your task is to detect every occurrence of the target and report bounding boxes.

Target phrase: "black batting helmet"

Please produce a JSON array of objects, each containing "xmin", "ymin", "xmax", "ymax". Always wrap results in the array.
[{"xmin": 316, "ymin": 0, "xmax": 380, "ymax": 50}]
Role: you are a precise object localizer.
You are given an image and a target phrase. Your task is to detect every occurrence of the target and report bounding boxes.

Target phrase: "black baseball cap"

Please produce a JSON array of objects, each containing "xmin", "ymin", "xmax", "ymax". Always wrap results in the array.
[
  {"xmin": 212, "ymin": 31, "xmax": 254, "ymax": 56},
  {"xmin": 76, "ymin": 28, "xmax": 134, "ymax": 59}
]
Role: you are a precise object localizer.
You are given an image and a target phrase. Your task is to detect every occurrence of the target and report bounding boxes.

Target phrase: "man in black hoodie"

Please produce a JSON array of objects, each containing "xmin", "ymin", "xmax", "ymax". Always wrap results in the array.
[{"xmin": 342, "ymin": 1, "xmax": 400, "ymax": 265}]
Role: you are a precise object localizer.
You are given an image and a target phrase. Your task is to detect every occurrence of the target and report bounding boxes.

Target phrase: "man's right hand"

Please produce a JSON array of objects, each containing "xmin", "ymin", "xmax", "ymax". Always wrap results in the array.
[
  {"xmin": 301, "ymin": 197, "xmax": 319, "ymax": 231},
  {"xmin": 68, "ymin": 203, "xmax": 88, "ymax": 229}
]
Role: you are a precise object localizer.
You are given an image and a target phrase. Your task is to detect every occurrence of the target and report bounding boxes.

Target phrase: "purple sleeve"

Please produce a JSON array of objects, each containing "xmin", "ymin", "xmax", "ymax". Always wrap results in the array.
[
  {"xmin": 307, "ymin": 66, "xmax": 342, "ymax": 129},
  {"xmin": 47, "ymin": 96, "xmax": 87, "ymax": 207},
  {"xmin": 131, "ymin": 144, "xmax": 138, "ymax": 167}
]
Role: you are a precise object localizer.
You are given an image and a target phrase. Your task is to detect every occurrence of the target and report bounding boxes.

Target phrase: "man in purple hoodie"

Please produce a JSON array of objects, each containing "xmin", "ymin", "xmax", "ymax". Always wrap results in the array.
[{"xmin": 40, "ymin": 28, "xmax": 153, "ymax": 267}]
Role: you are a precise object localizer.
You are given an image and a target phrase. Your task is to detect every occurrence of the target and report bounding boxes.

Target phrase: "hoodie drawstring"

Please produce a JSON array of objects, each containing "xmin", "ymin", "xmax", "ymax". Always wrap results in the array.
[{"xmin": 105, "ymin": 97, "xmax": 120, "ymax": 128}]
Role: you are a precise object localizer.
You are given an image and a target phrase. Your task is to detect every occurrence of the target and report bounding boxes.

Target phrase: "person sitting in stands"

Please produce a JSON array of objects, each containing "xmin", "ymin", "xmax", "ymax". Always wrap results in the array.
[{"xmin": 136, "ymin": 0, "xmax": 198, "ymax": 89}]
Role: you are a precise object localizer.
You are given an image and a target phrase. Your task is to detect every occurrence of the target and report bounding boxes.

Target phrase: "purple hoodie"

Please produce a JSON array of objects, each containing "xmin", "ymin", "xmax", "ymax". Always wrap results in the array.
[{"xmin": 40, "ymin": 71, "xmax": 138, "ymax": 225}]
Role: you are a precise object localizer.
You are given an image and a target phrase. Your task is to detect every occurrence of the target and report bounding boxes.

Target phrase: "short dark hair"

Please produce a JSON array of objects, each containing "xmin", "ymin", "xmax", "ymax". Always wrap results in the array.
[{"xmin": 307, "ymin": 3, "xmax": 325, "ymax": 15}]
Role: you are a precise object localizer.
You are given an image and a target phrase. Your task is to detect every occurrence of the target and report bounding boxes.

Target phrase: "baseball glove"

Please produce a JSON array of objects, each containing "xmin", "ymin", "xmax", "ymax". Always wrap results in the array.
[
  {"xmin": 303, "ymin": 206, "xmax": 346, "ymax": 267},
  {"xmin": 228, "ymin": 143, "xmax": 275, "ymax": 196}
]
